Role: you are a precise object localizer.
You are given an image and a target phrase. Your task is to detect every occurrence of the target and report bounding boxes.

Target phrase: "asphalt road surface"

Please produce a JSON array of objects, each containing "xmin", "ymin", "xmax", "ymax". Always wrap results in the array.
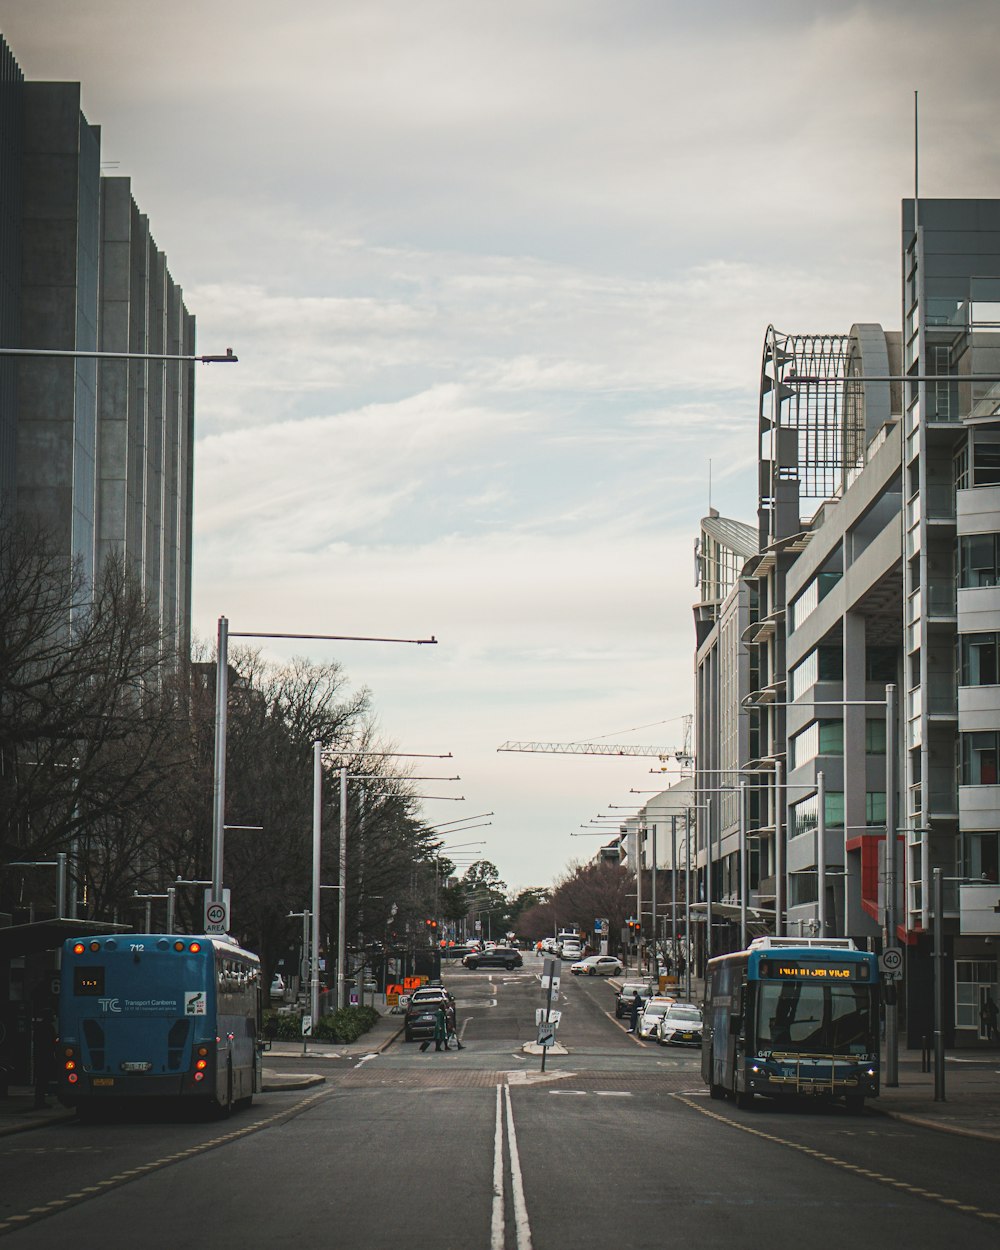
[{"xmin": 3, "ymin": 960, "xmax": 999, "ymax": 1249}]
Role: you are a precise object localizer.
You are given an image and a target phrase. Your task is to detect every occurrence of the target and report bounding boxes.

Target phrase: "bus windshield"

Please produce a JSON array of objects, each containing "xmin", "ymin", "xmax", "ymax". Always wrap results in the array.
[{"xmin": 755, "ymin": 981, "xmax": 875, "ymax": 1055}]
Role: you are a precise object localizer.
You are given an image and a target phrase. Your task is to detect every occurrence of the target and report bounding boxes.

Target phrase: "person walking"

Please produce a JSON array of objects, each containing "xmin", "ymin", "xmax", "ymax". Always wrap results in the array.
[
  {"xmin": 433, "ymin": 1003, "xmax": 448, "ymax": 1052},
  {"xmin": 981, "ymin": 993, "xmax": 999, "ymax": 1043},
  {"xmin": 628, "ymin": 990, "xmax": 642, "ymax": 1034}
]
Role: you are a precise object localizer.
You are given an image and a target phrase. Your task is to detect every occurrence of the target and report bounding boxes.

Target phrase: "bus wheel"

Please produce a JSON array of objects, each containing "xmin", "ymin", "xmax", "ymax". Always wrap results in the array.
[
  {"xmin": 709, "ymin": 1083, "xmax": 725, "ymax": 1100},
  {"xmin": 733, "ymin": 1077, "xmax": 754, "ymax": 1110}
]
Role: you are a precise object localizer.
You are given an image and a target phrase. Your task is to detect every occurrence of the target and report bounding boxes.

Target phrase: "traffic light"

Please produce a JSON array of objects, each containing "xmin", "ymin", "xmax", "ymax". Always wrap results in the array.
[{"xmin": 627, "ymin": 919, "xmax": 641, "ymax": 936}]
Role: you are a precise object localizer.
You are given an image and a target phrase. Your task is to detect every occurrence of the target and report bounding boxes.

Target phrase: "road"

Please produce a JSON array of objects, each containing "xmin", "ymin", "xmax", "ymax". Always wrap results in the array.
[{"xmin": 2, "ymin": 959, "xmax": 999, "ymax": 1249}]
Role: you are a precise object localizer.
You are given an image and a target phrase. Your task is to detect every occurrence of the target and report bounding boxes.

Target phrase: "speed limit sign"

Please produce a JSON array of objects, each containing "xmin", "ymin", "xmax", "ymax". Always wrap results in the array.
[
  {"xmin": 204, "ymin": 889, "xmax": 231, "ymax": 933},
  {"xmin": 879, "ymin": 948, "xmax": 902, "ymax": 976}
]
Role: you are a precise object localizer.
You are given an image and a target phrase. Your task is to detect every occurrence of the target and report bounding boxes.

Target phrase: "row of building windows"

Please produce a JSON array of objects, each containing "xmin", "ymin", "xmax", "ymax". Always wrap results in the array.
[
  {"xmin": 788, "ymin": 718, "xmax": 886, "ymax": 768},
  {"xmin": 788, "ymin": 644, "xmax": 896, "ymax": 701},
  {"xmin": 790, "ymin": 790, "xmax": 886, "ymax": 837},
  {"xmin": 790, "ymin": 571, "xmax": 842, "ymax": 633}
]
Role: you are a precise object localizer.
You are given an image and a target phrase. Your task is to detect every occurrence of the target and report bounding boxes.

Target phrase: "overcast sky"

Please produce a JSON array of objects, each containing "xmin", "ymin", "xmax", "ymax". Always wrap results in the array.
[{"xmin": 3, "ymin": 2, "xmax": 999, "ymax": 893}]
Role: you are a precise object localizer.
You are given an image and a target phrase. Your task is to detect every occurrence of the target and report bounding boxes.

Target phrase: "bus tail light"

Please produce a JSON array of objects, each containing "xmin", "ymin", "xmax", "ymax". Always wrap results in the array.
[
  {"xmin": 68, "ymin": 1073, "xmax": 79, "ymax": 1084},
  {"xmin": 72, "ymin": 943, "xmax": 85, "ymax": 954},
  {"xmin": 188, "ymin": 942, "xmax": 201, "ymax": 953}
]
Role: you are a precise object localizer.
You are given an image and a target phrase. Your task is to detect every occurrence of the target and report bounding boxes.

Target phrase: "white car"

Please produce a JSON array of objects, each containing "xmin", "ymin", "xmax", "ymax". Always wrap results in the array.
[
  {"xmin": 560, "ymin": 941, "xmax": 583, "ymax": 962},
  {"xmin": 657, "ymin": 1003, "xmax": 704, "ymax": 1047},
  {"xmin": 570, "ymin": 955, "xmax": 624, "ymax": 977},
  {"xmin": 269, "ymin": 973, "xmax": 286, "ymax": 1001},
  {"xmin": 637, "ymin": 996, "xmax": 677, "ymax": 1039}
]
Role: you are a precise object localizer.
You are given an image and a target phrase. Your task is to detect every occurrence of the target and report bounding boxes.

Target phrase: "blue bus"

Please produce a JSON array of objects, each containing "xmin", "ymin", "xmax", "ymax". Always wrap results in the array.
[
  {"xmin": 702, "ymin": 937, "xmax": 880, "ymax": 1113},
  {"xmin": 57, "ymin": 933, "xmax": 263, "ymax": 1115}
]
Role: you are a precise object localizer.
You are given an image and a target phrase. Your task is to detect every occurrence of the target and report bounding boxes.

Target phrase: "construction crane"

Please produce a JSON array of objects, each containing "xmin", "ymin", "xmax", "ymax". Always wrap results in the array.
[{"xmin": 498, "ymin": 716, "xmax": 693, "ymax": 764}]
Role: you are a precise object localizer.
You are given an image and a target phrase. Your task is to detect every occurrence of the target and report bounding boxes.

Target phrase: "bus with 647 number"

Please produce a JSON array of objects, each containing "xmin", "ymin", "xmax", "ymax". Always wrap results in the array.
[
  {"xmin": 702, "ymin": 937, "xmax": 880, "ymax": 1113},
  {"xmin": 57, "ymin": 933, "xmax": 263, "ymax": 1116}
]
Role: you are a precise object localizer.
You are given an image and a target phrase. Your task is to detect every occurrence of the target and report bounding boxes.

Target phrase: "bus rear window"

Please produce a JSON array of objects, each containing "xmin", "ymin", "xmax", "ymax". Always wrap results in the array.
[{"xmin": 74, "ymin": 966, "xmax": 105, "ymax": 996}]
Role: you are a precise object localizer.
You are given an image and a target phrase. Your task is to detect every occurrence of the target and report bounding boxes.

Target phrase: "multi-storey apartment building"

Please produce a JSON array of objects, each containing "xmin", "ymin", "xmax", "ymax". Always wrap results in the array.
[
  {"xmin": 697, "ymin": 200, "xmax": 1000, "ymax": 1046},
  {"xmin": 0, "ymin": 36, "xmax": 196, "ymax": 655}
]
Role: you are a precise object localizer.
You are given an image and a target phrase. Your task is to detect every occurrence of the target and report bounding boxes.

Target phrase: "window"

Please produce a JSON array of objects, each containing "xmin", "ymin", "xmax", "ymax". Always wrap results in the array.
[
  {"xmin": 865, "ymin": 792, "xmax": 886, "ymax": 826},
  {"xmin": 962, "ymin": 732, "xmax": 1000, "ymax": 785},
  {"xmin": 961, "ymin": 633, "xmax": 1000, "ymax": 686},
  {"xmin": 955, "ymin": 960, "xmax": 998, "ymax": 1031},
  {"xmin": 789, "ymin": 645, "xmax": 842, "ymax": 700},
  {"xmin": 963, "ymin": 832, "xmax": 999, "ymax": 883},
  {"xmin": 974, "ymin": 441, "xmax": 1000, "ymax": 487},
  {"xmin": 960, "ymin": 534, "xmax": 1000, "ymax": 588},
  {"xmin": 865, "ymin": 647, "xmax": 897, "ymax": 683},
  {"xmin": 791, "ymin": 791, "xmax": 845, "ymax": 838},
  {"xmin": 790, "ymin": 572, "xmax": 842, "ymax": 633},
  {"xmin": 865, "ymin": 720, "xmax": 887, "ymax": 754},
  {"xmin": 790, "ymin": 719, "xmax": 844, "ymax": 768}
]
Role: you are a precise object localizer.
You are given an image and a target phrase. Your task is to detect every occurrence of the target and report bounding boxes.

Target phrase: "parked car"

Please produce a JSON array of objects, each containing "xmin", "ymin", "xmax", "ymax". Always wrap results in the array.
[
  {"xmin": 440, "ymin": 945, "xmax": 474, "ymax": 960},
  {"xmin": 269, "ymin": 973, "xmax": 286, "ymax": 1001},
  {"xmin": 570, "ymin": 955, "xmax": 624, "ymax": 977},
  {"xmin": 615, "ymin": 980, "xmax": 654, "ymax": 1019},
  {"xmin": 637, "ymin": 996, "xmax": 677, "ymax": 1039},
  {"xmin": 657, "ymin": 1003, "xmax": 703, "ymax": 1047},
  {"xmin": 559, "ymin": 941, "xmax": 583, "ymax": 962},
  {"xmin": 403, "ymin": 988, "xmax": 456, "ymax": 1042},
  {"xmin": 462, "ymin": 946, "xmax": 523, "ymax": 970}
]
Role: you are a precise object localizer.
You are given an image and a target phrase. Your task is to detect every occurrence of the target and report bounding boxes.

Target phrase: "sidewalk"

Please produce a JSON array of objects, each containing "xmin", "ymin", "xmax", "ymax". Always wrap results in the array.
[{"xmin": 873, "ymin": 1055, "xmax": 1000, "ymax": 1141}]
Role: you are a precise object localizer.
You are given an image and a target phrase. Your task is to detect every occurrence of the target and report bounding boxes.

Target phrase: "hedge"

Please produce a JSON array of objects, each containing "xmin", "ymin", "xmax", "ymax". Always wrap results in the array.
[{"xmin": 263, "ymin": 1005, "xmax": 380, "ymax": 1043}]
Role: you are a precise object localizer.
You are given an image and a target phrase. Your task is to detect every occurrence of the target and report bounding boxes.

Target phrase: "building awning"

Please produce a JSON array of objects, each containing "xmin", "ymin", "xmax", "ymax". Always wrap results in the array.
[{"xmin": 0, "ymin": 918, "xmax": 131, "ymax": 959}]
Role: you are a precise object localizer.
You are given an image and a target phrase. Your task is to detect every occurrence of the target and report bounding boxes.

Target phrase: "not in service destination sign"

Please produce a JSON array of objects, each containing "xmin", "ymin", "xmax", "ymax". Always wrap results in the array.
[{"xmin": 758, "ymin": 959, "xmax": 871, "ymax": 982}]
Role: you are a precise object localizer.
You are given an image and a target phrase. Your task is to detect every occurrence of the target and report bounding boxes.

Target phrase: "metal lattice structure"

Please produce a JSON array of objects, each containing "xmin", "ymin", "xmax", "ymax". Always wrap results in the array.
[{"xmin": 758, "ymin": 327, "xmax": 850, "ymax": 544}]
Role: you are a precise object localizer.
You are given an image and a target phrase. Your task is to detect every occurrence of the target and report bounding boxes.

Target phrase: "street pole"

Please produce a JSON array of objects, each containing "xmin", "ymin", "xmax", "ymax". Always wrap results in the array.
[
  {"xmin": 933, "ymin": 866, "xmax": 945, "ymax": 1101},
  {"xmin": 311, "ymin": 741, "xmax": 322, "ymax": 1025},
  {"xmin": 166, "ymin": 888, "xmax": 176, "ymax": 936},
  {"xmin": 55, "ymin": 853, "xmax": 67, "ymax": 919},
  {"xmin": 635, "ymin": 822, "xmax": 643, "ymax": 974},
  {"xmin": 211, "ymin": 616, "xmax": 229, "ymax": 906},
  {"xmin": 337, "ymin": 765, "xmax": 348, "ymax": 1010},
  {"xmin": 685, "ymin": 808, "xmax": 692, "ymax": 1000},
  {"xmin": 671, "ymin": 816, "xmax": 678, "ymax": 969},
  {"xmin": 885, "ymin": 682, "xmax": 899, "ymax": 1088},
  {"xmin": 817, "ymin": 770, "xmax": 826, "ymax": 938},
  {"xmin": 739, "ymin": 782, "xmax": 747, "ymax": 950},
  {"xmin": 705, "ymin": 797, "xmax": 713, "ymax": 965},
  {"xmin": 774, "ymin": 759, "xmax": 784, "ymax": 938},
  {"xmin": 649, "ymin": 824, "xmax": 657, "ymax": 977}
]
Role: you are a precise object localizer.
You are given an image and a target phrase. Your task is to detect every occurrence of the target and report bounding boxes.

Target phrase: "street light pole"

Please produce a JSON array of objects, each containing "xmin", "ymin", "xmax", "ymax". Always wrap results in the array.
[
  {"xmin": 209, "ymin": 617, "xmax": 437, "ymax": 925},
  {"xmin": 885, "ymin": 682, "xmax": 900, "ymax": 1087}
]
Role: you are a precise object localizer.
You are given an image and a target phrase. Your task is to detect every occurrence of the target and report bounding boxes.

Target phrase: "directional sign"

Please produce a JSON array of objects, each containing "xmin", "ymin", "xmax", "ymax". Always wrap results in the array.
[
  {"xmin": 203, "ymin": 888, "xmax": 231, "ymax": 934},
  {"xmin": 535, "ymin": 1009, "xmax": 562, "ymax": 1026},
  {"xmin": 301, "ymin": 1014, "xmax": 313, "ymax": 1037},
  {"xmin": 595, "ymin": 917, "xmax": 609, "ymax": 935},
  {"xmin": 879, "ymin": 948, "xmax": 902, "ymax": 974},
  {"xmin": 536, "ymin": 1022, "xmax": 556, "ymax": 1047}
]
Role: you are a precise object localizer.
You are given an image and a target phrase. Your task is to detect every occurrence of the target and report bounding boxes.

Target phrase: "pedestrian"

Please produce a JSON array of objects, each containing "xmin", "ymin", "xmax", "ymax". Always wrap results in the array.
[
  {"xmin": 446, "ymin": 1002, "xmax": 464, "ymax": 1050},
  {"xmin": 981, "ymin": 993, "xmax": 999, "ymax": 1042},
  {"xmin": 628, "ymin": 990, "xmax": 642, "ymax": 1034},
  {"xmin": 433, "ymin": 1003, "xmax": 448, "ymax": 1052}
]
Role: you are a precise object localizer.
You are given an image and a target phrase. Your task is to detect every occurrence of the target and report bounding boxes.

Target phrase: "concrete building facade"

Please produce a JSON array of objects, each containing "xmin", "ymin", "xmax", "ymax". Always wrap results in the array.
[
  {"xmin": 0, "ymin": 36, "xmax": 196, "ymax": 655},
  {"xmin": 694, "ymin": 199, "xmax": 1000, "ymax": 1046}
]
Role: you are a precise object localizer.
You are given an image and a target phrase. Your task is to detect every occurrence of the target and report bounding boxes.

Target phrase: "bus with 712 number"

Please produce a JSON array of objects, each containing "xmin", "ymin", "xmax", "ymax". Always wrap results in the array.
[
  {"xmin": 57, "ymin": 933, "xmax": 263, "ymax": 1116},
  {"xmin": 702, "ymin": 937, "xmax": 880, "ymax": 1113}
]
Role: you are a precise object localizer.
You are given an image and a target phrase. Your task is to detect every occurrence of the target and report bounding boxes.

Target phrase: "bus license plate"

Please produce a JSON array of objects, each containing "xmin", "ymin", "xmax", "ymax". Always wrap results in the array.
[
  {"xmin": 121, "ymin": 1062, "xmax": 151, "ymax": 1072},
  {"xmin": 92, "ymin": 1077, "xmax": 115, "ymax": 1086}
]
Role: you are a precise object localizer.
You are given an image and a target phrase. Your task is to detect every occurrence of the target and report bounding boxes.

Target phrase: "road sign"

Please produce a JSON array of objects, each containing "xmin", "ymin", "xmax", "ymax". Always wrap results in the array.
[
  {"xmin": 595, "ymin": 917, "xmax": 609, "ymax": 935},
  {"xmin": 537, "ymin": 1022, "xmax": 556, "ymax": 1047},
  {"xmin": 203, "ymin": 888, "xmax": 231, "ymax": 934},
  {"xmin": 535, "ymin": 1009, "xmax": 561, "ymax": 1026},
  {"xmin": 879, "ymin": 948, "xmax": 903, "ymax": 974},
  {"xmin": 301, "ymin": 1014, "xmax": 313, "ymax": 1037}
]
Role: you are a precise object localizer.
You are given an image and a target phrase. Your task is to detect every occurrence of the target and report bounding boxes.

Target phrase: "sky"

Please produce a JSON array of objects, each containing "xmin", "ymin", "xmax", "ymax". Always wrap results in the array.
[{"xmin": 3, "ymin": 1, "xmax": 1000, "ymax": 892}]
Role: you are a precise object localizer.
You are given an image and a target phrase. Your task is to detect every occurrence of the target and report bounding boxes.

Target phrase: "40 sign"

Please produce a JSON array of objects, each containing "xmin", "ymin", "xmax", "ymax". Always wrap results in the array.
[{"xmin": 203, "ymin": 889, "xmax": 231, "ymax": 934}]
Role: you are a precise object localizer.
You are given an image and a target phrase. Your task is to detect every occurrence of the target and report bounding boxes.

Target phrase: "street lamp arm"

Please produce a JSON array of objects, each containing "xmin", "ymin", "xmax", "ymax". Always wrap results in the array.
[
  {"xmin": 230, "ymin": 631, "xmax": 436, "ymax": 644},
  {"xmin": 0, "ymin": 345, "xmax": 238, "ymax": 363}
]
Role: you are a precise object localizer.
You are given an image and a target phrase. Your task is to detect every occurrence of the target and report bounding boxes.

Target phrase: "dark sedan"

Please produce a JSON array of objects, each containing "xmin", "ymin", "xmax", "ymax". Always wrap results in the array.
[
  {"xmin": 403, "ymin": 989, "xmax": 455, "ymax": 1042},
  {"xmin": 462, "ymin": 946, "xmax": 522, "ymax": 970}
]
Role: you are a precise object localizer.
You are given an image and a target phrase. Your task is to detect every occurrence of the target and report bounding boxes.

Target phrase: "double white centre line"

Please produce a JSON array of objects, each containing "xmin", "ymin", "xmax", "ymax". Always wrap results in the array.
[{"xmin": 492, "ymin": 1083, "xmax": 533, "ymax": 1250}]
